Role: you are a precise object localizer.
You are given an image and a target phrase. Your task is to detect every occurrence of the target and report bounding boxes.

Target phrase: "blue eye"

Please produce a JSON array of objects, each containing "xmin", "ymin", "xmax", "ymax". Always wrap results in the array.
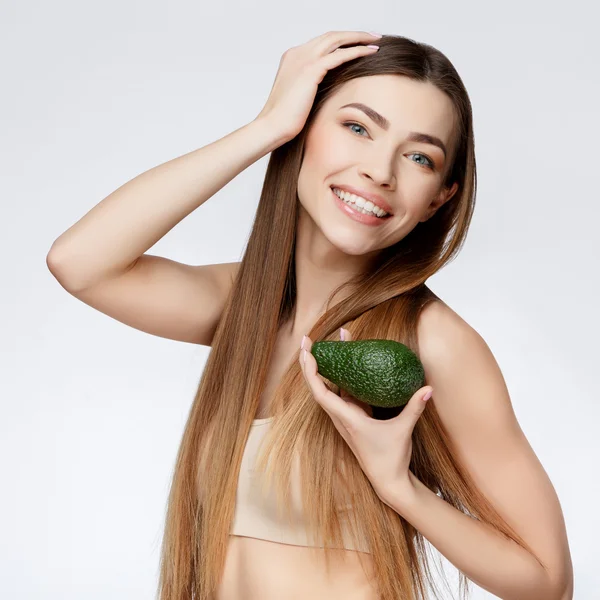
[
  {"xmin": 407, "ymin": 153, "xmax": 434, "ymax": 170},
  {"xmin": 343, "ymin": 121, "xmax": 368, "ymax": 136},
  {"xmin": 342, "ymin": 121, "xmax": 435, "ymax": 170}
]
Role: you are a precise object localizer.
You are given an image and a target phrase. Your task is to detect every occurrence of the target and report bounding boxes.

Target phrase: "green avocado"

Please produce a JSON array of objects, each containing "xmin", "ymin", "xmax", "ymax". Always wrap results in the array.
[{"xmin": 310, "ymin": 339, "xmax": 425, "ymax": 408}]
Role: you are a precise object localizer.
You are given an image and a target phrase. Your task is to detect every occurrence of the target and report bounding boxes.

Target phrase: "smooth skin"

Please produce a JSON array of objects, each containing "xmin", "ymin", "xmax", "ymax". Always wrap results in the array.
[
  {"xmin": 47, "ymin": 30, "xmax": 573, "ymax": 598},
  {"xmin": 290, "ymin": 72, "xmax": 458, "ymax": 339},
  {"xmin": 269, "ymin": 31, "xmax": 572, "ymax": 600}
]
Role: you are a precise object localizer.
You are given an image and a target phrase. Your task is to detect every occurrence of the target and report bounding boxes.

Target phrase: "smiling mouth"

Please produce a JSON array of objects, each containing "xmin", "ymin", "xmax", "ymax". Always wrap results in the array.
[{"xmin": 330, "ymin": 186, "xmax": 392, "ymax": 218}]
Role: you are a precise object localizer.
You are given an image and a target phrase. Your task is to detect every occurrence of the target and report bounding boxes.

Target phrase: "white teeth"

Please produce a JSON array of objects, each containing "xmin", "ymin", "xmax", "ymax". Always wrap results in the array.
[{"xmin": 332, "ymin": 188, "xmax": 388, "ymax": 218}]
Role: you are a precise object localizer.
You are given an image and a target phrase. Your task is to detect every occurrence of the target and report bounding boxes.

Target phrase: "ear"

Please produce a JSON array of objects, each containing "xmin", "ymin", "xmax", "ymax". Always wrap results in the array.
[{"xmin": 419, "ymin": 181, "xmax": 459, "ymax": 223}]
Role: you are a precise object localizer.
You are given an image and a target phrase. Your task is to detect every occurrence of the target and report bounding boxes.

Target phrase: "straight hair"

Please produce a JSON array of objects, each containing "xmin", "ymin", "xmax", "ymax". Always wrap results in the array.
[{"xmin": 157, "ymin": 34, "xmax": 546, "ymax": 600}]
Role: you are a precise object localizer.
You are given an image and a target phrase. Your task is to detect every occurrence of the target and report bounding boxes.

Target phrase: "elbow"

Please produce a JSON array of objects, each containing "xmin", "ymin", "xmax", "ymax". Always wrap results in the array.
[
  {"xmin": 46, "ymin": 244, "xmax": 80, "ymax": 292},
  {"xmin": 47, "ymin": 246, "xmax": 66, "ymax": 281},
  {"xmin": 46, "ymin": 246, "xmax": 61, "ymax": 275}
]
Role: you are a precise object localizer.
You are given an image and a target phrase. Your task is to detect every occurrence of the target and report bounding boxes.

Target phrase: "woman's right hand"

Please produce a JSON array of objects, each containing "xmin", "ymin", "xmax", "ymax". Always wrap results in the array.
[{"xmin": 254, "ymin": 30, "xmax": 381, "ymax": 146}]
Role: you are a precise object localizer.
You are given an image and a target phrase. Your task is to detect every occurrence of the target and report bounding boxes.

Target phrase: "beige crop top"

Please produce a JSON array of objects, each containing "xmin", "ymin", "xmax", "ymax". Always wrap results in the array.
[{"xmin": 229, "ymin": 417, "xmax": 371, "ymax": 554}]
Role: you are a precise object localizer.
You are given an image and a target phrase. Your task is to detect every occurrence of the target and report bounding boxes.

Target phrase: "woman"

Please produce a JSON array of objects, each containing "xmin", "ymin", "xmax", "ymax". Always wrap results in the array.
[{"xmin": 47, "ymin": 31, "xmax": 573, "ymax": 600}]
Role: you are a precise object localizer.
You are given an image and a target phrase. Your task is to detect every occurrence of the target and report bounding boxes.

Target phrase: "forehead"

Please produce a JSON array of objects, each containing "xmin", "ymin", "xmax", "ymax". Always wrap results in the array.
[{"xmin": 321, "ymin": 75, "xmax": 456, "ymax": 149}]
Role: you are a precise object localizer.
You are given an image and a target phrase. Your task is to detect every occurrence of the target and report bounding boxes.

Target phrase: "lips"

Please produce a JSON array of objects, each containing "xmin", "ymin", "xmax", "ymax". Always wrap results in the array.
[
  {"xmin": 330, "ymin": 184, "xmax": 393, "ymax": 215},
  {"xmin": 331, "ymin": 187, "xmax": 390, "ymax": 226}
]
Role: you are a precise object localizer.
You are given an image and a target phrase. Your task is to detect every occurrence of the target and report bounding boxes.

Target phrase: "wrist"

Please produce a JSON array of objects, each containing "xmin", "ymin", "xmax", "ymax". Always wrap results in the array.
[
  {"xmin": 380, "ymin": 472, "xmax": 421, "ymax": 514},
  {"xmin": 250, "ymin": 116, "xmax": 294, "ymax": 151}
]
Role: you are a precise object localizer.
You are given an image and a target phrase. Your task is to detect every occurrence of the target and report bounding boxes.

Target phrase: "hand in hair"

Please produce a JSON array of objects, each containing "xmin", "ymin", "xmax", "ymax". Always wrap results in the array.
[
  {"xmin": 299, "ymin": 328, "xmax": 433, "ymax": 505},
  {"xmin": 255, "ymin": 30, "xmax": 381, "ymax": 144}
]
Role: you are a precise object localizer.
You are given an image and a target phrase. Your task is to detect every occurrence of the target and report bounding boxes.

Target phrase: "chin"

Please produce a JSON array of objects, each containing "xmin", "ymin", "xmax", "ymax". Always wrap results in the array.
[{"xmin": 321, "ymin": 225, "xmax": 382, "ymax": 257}]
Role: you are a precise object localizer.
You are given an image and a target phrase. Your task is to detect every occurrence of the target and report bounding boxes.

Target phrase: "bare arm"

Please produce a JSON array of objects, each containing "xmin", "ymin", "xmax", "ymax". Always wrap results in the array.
[
  {"xmin": 47, "ymin": 118, "xmax": 284, "ymax": 290},
  {"xmin": 46, "ymin": 118, "xmax": 285, "ymax": 346}
]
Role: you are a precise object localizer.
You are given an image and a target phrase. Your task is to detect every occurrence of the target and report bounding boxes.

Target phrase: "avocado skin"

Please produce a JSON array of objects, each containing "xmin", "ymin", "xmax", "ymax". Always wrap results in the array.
[{"xmin": 310, "ymin": 339, "xmax": 425, "ymax": 408}]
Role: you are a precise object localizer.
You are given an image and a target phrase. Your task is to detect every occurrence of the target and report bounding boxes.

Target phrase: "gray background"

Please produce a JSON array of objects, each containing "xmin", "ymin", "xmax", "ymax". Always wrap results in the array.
[{"xmin": 1, "ymin": 0, "xmax": 597, "ymax": 598}]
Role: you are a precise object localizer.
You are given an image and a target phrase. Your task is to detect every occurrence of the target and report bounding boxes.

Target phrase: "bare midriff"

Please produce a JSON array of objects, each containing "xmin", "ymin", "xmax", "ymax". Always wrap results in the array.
[
  {"xmin": 215, "ymin": 535, "xmax": 379, "ymax": 600},
  {"xmin": 211, "ymin": 324, "xmax": 381, "ymax": 598}
]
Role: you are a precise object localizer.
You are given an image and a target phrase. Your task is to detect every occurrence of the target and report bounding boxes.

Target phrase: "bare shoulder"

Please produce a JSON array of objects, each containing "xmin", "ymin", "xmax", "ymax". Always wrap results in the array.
[
  {"xmin": 416, "ymin": 298, "xmax": 479, "ymax": 358},
  {"xmin": 414, "ymin": 302, "xmax": 572, "ymax": 596},
  {"xmin": 415, "ymin": 296, "xmax": 515, "ymax": 427}
]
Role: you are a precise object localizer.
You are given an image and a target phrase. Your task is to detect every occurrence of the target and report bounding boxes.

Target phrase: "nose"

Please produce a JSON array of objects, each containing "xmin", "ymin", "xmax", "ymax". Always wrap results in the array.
[{"xmin": 358, "ymin": 163, "xmax": 396, "ymax": 190}]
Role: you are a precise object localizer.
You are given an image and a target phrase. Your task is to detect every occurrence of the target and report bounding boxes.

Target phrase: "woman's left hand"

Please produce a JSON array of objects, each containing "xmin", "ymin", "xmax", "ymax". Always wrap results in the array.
[{"xmin": 299, "ymin": 329, "xmax": 433, "ymax": 505}]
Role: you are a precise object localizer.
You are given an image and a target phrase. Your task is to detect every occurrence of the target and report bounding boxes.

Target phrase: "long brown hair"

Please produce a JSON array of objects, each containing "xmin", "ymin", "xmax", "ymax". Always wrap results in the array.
[{"xmin": 157, "ymin": 34, "xmax": 545, "ymax": 600}]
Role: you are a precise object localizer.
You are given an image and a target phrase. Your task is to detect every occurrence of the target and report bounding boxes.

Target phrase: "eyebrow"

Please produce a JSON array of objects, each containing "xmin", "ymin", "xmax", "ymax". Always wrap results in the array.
[{"xmin": 339, "ymin": 102, "xmax": 447, "ymax": 158}]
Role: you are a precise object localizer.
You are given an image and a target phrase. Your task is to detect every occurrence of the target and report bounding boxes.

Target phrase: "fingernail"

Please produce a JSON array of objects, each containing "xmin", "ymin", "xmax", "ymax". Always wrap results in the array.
[
  {"xmin": 423, "ymin": 389, "xmax": 433, "ymax": 402},
  {"xmin": 368, "ymin": 31, "xmax": 383, "ymax": 38},
  {"xmin": 303, "ymin": 349, "xmax": 307, "ymax": 364},
  {"xmin": 301, "ymin": 335, "xmax": 306, "ymax": 350},
  {"xmin": 340, "ymin": 327, "xmax": 345, "ymax": 341}
]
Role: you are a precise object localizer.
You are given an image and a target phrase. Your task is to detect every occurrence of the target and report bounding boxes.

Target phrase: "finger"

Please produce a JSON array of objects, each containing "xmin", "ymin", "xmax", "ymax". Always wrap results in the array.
[
  {"xmin": 343, "ymin": 395, "xmax": 374, "ymax": 418},
  {"xmin": 320, "ymin": 44, "xmax": 379, "ymax": 71},
  {"xmin": 338, "ymin": 328, "xmax": 351, "ymax": 396},
  {"xmin": 404, "ymin": 387, "xmax": 433, "ymax": 426},
  {"xmin": 315, "ymin": 30, "xmax": 383, "ymax": 55},
  {"xmin": 340, "ymin": 327, "xmax": 352, "ymax": 342}
]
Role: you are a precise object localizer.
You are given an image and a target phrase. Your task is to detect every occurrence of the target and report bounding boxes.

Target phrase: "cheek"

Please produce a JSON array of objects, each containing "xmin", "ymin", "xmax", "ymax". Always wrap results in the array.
[
  {"xmin": 297, "ymin": 136, "xmax": 345, "ymax": 204},
  {"xmin": 400, "ymin": 180, "xmax": 439, "ymax": 213},
  {"xmin": 306, "ymin": 126, "xmax": 351, "ymax": 171}
]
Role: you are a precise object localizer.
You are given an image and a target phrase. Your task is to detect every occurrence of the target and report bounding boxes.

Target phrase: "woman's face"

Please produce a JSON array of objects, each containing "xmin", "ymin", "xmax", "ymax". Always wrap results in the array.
[{"xmin": 296, "ymin": 74, "xmax": 459, "ymax": 257}]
